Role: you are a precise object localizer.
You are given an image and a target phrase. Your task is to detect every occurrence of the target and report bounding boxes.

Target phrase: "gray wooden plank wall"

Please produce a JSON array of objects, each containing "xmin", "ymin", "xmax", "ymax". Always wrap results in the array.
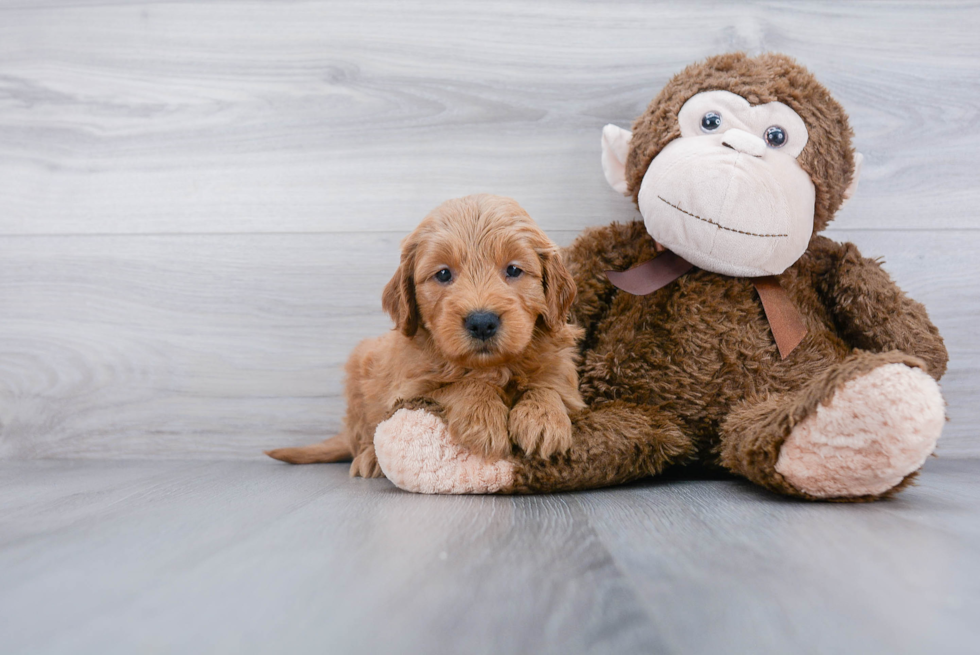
[{"xmin": 1, "ymin": 0, "xmax": 978, "ymax": 459}]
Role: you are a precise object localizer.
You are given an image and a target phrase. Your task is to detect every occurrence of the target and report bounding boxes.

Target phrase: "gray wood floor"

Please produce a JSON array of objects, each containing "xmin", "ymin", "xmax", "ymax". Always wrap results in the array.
[
  {"xmin": 2, "ymin": 1, "xmax": 979, "ymax": 653},
  {"xmin": 2, "ymin": 458, "xmax": 979, "ymax": 654}
]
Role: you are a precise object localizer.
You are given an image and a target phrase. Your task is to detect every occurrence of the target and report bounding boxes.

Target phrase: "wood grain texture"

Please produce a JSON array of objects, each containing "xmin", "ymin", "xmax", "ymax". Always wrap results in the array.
[
  {"xmin": 580, "ymin": 458, "xmax": 980, "ymax": 655},
  {"xmin": 0, "ymin": 0, "xmax": 978, "ymax": 459},
  {"xmin": 0, "ymin": 1, "xmax": 977, "ymax": 235},
  {"xmin": 1, "ymin": 458, "xmax": 978, "ymax": 654}
]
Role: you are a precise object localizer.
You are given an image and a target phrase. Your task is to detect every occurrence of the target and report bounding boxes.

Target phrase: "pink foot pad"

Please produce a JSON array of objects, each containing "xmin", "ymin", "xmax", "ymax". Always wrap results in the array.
[
  {"xmin": 374, "ymin": 409, "xmax": 516, "ymax": 494},
  {"xmin": 776, "ymin": 363, "xmax": 946, "ymax": 498}
]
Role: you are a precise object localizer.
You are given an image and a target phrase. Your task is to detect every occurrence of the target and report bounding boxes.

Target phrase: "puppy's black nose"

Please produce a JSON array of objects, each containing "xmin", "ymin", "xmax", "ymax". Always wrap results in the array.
[{"xmin": 465, "ymin": 311, "xmax": 500, "ymax": 341}]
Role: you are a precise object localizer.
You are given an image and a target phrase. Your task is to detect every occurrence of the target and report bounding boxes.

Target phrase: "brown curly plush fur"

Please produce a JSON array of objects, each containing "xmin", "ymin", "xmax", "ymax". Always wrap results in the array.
[
  {"xmin": 498, "ymin": 222, "xmax": 946, "ymax": 498},
  {"xmin": 490, "ymin": 53, "xmax": 947, "ymax": 500}
]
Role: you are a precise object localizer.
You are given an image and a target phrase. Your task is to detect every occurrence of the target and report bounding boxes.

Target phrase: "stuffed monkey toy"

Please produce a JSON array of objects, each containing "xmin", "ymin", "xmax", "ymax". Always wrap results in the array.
[{"xmin": 373, "ymin": 52, "xmax": 949, "ymax": 501}]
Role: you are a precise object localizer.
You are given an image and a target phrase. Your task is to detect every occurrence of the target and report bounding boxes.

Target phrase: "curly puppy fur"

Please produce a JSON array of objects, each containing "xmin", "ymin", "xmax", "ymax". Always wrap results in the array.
[{"xmin": 266, "ymin": 194, "xmax": 584, "ymax": 477}]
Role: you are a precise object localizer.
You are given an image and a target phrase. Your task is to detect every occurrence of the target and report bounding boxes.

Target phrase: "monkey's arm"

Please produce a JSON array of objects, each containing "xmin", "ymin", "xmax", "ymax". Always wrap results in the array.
[
  {"xmin": 562, "ymin": 220, "xmax": 659, "ymax": 333},
  {"xmin": 374, "ymin": 398, "xmax": 695, "ymax": 494},
  {"xmin": 814, "ymin": 238, "xmax": 948, "ymax": 380}
]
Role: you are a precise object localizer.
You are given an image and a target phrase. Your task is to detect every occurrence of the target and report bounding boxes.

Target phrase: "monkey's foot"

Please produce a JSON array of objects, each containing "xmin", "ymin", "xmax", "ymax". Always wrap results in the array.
[
  {"xmin": 374, "ymin": 409, "xmax": 515, "ymax": 494},
  {"xmin": 776, "ymin": 363, "xmax": 945, "ymax": 498}
]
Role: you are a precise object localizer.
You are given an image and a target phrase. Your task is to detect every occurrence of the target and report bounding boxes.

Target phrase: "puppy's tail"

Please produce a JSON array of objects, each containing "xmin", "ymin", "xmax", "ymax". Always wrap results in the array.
[{"xmin": 265, "ymin": 434, "xmax": 353, "ymax": 465}]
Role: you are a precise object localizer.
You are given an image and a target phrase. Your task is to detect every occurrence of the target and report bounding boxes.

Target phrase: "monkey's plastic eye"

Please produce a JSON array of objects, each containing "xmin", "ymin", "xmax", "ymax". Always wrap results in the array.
[
  {"xmin": 434, "ymin": 268, "xmax": 452, "ymax": 283},
  {"xmin": 505, "ymin": 264, "xmax": 523, "ymax": 279},
  {"xmin": 700, "ymin": 112, "xmax": 722, "ymax": 132},
  {"xmin": 765, "ymin": 126, "xmax": 787, "ymax": 148}
]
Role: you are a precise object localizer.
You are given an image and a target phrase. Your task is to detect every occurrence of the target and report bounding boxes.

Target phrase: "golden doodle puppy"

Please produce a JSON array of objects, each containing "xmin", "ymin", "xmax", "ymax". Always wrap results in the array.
[{"xmin": 266, "ymin": 194, "xmax": 585, "ymax": 478}]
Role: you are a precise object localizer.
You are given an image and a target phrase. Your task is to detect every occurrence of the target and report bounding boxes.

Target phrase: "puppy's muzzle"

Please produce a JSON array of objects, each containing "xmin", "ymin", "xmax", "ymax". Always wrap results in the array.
[{"xmin": 464, "ymin": 311, "xmax": 500, "ymax": 341}]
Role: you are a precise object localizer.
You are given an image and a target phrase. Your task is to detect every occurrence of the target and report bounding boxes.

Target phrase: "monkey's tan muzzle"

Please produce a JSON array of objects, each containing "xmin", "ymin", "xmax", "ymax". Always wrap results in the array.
[{"xmin": 637, "ymin": 133, "xmax": 816, "ymax": 277}]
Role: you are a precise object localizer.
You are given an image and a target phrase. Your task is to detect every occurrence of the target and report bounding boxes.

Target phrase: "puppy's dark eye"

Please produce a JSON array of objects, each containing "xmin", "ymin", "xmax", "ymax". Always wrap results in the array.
[
  {"xmin": 505, "ymin": 265, "xmax": 523, "ymax": 279},
  {"xmin": 765, "ymin": 125, "xmax": 786, "ymax": 148},
  {"xmin": 700, "ymin": 111, "xmax": 722, "ymax": 132},
  {"xmin": 434, "ymin": 268, "xmax": 452, "ymax": 283}
]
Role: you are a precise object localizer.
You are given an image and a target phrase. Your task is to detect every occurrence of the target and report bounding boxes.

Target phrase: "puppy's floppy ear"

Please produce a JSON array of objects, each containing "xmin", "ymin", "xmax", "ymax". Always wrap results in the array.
[
  {"xmin": 382, "ymin": 238, "xmax": 420, "ymax": 337},
  {"xmin": 539, "ymin": 245, "xmax": 576, "ymax": 331}
]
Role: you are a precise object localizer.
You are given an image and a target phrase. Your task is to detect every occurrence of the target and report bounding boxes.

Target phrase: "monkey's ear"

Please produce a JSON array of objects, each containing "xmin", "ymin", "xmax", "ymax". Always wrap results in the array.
[
  {"xmin": 381, "ymin": 243, "xmax": 420, "ymax": 337},
  {"xmin": 841, "ymin": 152, "xmax": 864, "ymax": 206},
  {"xmin": 539, "ymin": 248, "xmax": 577, "ymax": 332},
  {"xmin": 601, "ymin": 124, "xmax": 632, "ymax": 195}
]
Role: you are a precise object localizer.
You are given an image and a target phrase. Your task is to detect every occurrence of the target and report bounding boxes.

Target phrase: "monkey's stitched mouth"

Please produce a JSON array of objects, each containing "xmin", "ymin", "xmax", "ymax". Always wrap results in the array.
[{"xmin": 657, "ymin": 196, "xmax": 787, "ymax": 238}]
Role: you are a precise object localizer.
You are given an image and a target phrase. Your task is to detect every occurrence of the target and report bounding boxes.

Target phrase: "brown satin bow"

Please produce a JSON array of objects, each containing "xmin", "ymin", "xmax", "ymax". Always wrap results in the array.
[{"xmin": 605, "ymin": 251, "xmax": 807, "ymax": 359}]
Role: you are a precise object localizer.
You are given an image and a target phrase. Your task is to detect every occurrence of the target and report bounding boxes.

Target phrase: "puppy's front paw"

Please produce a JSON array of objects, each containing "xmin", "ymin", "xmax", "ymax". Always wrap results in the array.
[
  {"xmin": 447, "ymin": 402, "xmax": 511, "ymax": 460},
  {"xmin": 509, "ymin": 394, "xmax": 573, "ymax": 458},
  {"xmin": 350, "ymin": 446, "xmax": 384, "ymax": 478}
]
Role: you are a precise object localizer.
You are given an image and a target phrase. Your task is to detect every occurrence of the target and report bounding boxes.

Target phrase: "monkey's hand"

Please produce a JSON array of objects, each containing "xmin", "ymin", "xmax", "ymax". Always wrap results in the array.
[
  {"xmin": 509, "ymin": 388, "xmax": 573, "ymax": 458},
  {"xmin": 374, "ymin": 407, "xmax": 517, "ymax": 494}
]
